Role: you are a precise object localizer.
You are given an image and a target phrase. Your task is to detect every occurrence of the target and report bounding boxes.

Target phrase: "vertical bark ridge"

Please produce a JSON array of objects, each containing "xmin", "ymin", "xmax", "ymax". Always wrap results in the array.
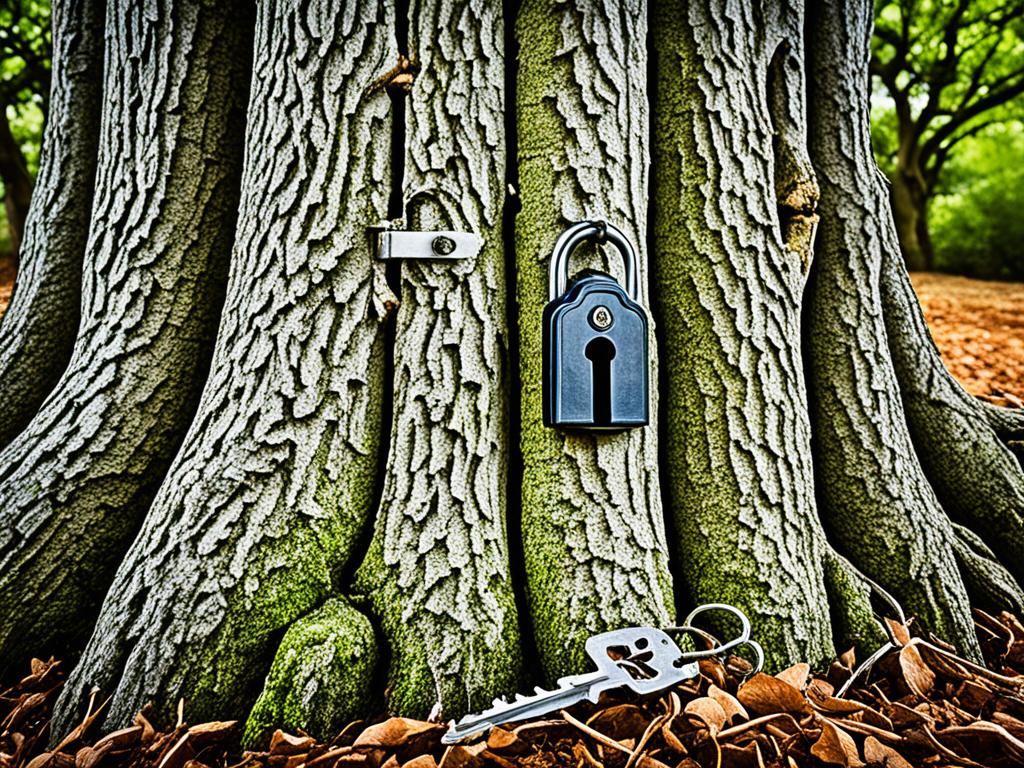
[
  {"xmin": 651, "ymin": 0, "xmax": 835, "ymax": 670},
  {"xmin": 53, "ymin": 0, "xmax": 395, "ymax": 734},
  {"xmin": 0, "ymin": 0, "xmax": 104, "ymax": 449},
  {"xmin": 805, "ymin": 0, "xmax": 981, "ymax": 658},
  {"xmin": 353, "ymin": 0, "xmax": 523, "ymax": 720},
  {"xmin": 0, "ymin": 0, "xmax": 249, "ymax": 667},
  {"xmin": 515, "ymin": 0, "xmax": 673, "ymax": 681},
  {"xmin": 880, "ymin": 241, "xmax": 1024, "ymax": 583}
]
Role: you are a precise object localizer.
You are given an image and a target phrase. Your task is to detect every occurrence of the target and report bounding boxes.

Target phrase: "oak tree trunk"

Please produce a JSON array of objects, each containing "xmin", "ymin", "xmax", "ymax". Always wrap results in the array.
[
  {"xmin": 0, "ymin": 0, "xmax": 250, "ymax": 663},
  {"xmin": 0, "ymin": 0, "xmax": 1008, "ymax": 747},
  {"xmin": 0, "ymin": 0, "xmax": 104, "ymax": 449},
  {"xmin": 889, "ymin": 164, "xmax": 933, "ymax": 272}
]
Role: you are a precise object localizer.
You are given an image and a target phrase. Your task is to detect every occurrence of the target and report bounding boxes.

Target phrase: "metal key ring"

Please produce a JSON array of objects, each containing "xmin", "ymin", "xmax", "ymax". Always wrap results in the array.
[
  {"xmin": 682, "ymin": 603, "xmax": 752, "ymax": 656},
  {"xmin": 663, "ymin": 603, "xmax": 752, "ymax": 655}
]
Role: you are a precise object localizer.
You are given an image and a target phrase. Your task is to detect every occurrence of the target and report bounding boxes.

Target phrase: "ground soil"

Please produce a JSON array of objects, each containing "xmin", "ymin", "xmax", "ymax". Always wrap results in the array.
[{"xmin": 910, "ymin": 272, "xmax": 1024, "ymax": 408}]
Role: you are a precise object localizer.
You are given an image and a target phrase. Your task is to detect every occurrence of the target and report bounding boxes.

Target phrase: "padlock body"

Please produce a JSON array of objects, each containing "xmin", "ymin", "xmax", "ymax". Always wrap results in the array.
[{"xmin": 543, "ymin": 272, "xmax": 649, "ymax": 430}]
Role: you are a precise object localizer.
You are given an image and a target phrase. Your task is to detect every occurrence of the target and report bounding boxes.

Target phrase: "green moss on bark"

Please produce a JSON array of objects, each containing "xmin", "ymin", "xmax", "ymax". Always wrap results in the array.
[{"xmin": 243, "ymin": 598, "xmax": 378, "ymax": 746}]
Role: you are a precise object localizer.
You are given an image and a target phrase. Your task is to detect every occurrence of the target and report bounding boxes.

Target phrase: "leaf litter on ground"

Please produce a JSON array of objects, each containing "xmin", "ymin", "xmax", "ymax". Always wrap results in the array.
[{"xmin": 6, "ymin": 610, "xmax": 1024, "ymax": 767}]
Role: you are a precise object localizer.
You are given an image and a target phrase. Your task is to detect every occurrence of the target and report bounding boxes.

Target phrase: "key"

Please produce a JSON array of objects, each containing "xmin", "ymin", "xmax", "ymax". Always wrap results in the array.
[{"xmin": 442, "ymin": 627, "xmax": 698, "ymax": 744}]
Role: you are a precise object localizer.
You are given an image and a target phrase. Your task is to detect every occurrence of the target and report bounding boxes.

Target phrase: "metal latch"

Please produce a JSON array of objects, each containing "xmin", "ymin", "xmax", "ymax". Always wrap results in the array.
[{"xmin": 370, "ymin": 222, "xmax": 482, "ymax": 261}]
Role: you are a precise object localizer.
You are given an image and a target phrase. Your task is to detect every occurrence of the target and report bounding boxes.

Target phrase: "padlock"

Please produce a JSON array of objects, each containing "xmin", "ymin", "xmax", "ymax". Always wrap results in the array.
[{"xmin": 543, "ymin": 220, "xmax": 649, "ymax": 430}]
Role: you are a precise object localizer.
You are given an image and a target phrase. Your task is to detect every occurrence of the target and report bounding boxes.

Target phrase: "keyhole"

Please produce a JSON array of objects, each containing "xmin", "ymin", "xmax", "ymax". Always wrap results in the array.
[{"xmin": 585, "ymin": 337, "xmax": 616, "ymax": 426}]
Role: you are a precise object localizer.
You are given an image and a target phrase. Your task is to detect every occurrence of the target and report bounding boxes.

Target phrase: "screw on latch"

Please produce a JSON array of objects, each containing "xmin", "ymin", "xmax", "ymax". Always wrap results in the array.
[
  {"xmin": 432, "ymin": 236, "xmax": 457, "ymax": 256},
  {"xmin": 590, "ymin": 305, "xmax": 613, "ymax": 330}
]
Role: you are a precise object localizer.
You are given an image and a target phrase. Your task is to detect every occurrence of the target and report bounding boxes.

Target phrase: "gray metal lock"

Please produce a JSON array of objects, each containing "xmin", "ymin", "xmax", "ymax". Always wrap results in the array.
[{"xmin": 543, "ymin": 221, "xmax": 649, "ymax": 430}]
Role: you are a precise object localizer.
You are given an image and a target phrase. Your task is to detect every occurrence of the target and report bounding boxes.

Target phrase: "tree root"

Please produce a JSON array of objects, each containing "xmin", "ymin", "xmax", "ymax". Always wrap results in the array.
[{"xmin": 243, "ymin": 597, "xmax": 379, "ymax": 746}]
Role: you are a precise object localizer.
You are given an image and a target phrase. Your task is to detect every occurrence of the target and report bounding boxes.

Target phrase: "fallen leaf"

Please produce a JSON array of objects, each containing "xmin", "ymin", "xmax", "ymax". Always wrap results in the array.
[
  {"xmin": 586, "ymin": 703, "xmax": 650, "ymax": 741},
  {"xmin": 862, "ymin": 736, "xmax": 912, "ymax": 768},
  {"xmin": 810, "ymin": 720, "xmax": 863, "ymax": 767},
  {"xmin": 737, "ymin": 674, "xmax": 810, "ymax": 715},
  {"xmin": 268, "ymin": 731, "xmax": 314, "ymax": 756},
  {"xmin": 708, "ymin": 684, "xmax": 748, "ymax": 723},
  {"xmin": 775, "ymin": 664, "xmax": 809, "ymax": 691},
  {"xmin": 897, "ymin": 645, "xmax": 935, "ymax": 697},
  {"xmin": 354, "ymin": 719, "xmax": 444, "ymax": 748},
  {"xmin": 683, "ymin": 697, "xmax": 727, "ymax": 735}
]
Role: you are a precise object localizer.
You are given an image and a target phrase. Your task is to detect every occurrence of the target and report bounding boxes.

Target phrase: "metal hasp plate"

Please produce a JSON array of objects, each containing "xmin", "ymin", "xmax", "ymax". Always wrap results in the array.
[
  {"xmin": 543, "ymin": 221, "xmax": 650, "ymax": 431},
  {"xmin": 372, "ymin": 227, "xmax": 483, "ymax": 261}
]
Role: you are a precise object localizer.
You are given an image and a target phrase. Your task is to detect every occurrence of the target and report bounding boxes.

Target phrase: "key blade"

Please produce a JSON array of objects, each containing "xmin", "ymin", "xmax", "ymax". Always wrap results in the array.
[{"xmin": 441, "ymin": 671, "xmax": 605, "ymax": 744}]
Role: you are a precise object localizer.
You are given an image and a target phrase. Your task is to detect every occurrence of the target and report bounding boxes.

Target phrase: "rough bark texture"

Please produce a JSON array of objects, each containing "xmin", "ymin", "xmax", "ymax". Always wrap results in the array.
[
  {"xmin": 805, "ymin": 0, "xmax": 983, "ymax": 659},
  {"xmin": 4, "ymin": 0, "xmax": 1020, "ymax": 744},
  {"xmin": 0, "ymin": 0, "xmax": 249, "ymax": 666},
  {"xmin": 650, "ymin": 0, "xmax": 838, "ymax": 670},
  {"xmin": 354, "ymin": 0, "xmax": 522, "ymax": 721},
  {"xmin": 515, "ymin": 0, "xmax": 674, "ymax": 683},
  {"xmin": 0, "ymin": 0, "xmax": 104, "ymax": 450},
  {"xmin": 52, "ymin": 0, "xmax": 395, "ymax": 734},
  {"xmin": 881, "ymin": 244, "xmax": 1024, "ymax": 584}
]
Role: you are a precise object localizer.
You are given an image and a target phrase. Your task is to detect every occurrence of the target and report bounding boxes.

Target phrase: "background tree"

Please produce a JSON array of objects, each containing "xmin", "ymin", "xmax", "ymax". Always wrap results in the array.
[
  {"xmin": 0, "ymin": 0, "xmax": 50, "ymax": 257},
  {"xmin": 0, "ymin": 0, "xmax": 102, "ymax": 450},
  {"xmin": 871, "ymin": 0, "xmax": 1024, "ymax": 271},
  {"xmin": 0, "ymin": 0, "xmax": 1018, "ymax": 750}
]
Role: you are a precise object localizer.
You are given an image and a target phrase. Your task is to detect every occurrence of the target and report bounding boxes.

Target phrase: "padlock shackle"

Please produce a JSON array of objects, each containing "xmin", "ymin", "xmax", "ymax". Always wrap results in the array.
[{"xmin": 548, "ymin": 221, "xmax": 640, "ymax": 305}]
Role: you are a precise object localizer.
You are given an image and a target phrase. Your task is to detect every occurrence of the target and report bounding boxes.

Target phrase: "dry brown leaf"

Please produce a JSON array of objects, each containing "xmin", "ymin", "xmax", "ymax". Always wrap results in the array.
[
  {"xmin": 92, "ymin": 726, "xmax": 143, "ymax": 752},
  {"xmin": 683, "ymin": 698, "xmax": 727, "ymax": 736},
  {"xmin": 810, "ymin": 720, "xmax": 863, "ymax": 767},
  {"xmin": 185, "ymin": 721, "xmax": 235, "ymax": 739},
  {"xmin": 586, "ymin": 703, "xmax": 650, "ymax": 742},
  {"xmin": 698, "ymin": 659, "xmax": 727, "ymax": 689},
  {"xmin": 484, "ymin": 728, "xmax": 520, "ymax": 752},
  {"xmin": 708, "ymin": 684, "xmax": 748, "ymax": 723},
  {"xmin": 897, "ymin": 645, "xmax": 935, "ymax": 697},
  {"xmin": 354, "ymin": 719, "xmax": 443, "ymax": 749},
  {"xmin": 884, "ymin": 618, "xmax": 912, "ymax": 647},
  {"xmin": 862, "ymin": 735, "xmax": 912, "ymax": 768},
  {"xmin": 400, "ymin": 756, "xmax": 438, "ymax": 768},
  {"xmin": 775, "ymin": 664, "xmax": 809, "ymax": 691},
  {"xmin": 939, "ymin": 720, "xmax": 1024, "ymax": 763},
  {"xmin": 737, "ymin": 674, "xmax": 810, "ymax": 716},
  {"xmin": 74, "ymin": 744, "xmax": 111, "ymax": 768},
  {"xmin": 24, "ymin": 752, "xmax": 54, "ymax": 768},
  {"xmin": 437, "ymin": 744, "xmax": 484, "ymax": 768},
  {"xmin": 267, "ymin": 731, "xmax": 313, "ymax": 756}
]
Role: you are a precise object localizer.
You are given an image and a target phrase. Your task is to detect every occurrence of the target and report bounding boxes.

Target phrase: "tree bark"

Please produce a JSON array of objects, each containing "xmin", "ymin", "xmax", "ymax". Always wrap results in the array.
[
  {"xmin": 805, "ymin": 0, "xmax": 986, "ymax": 659},
  {"xmin": 651, "ymin": 0, "xmax": 842, "ymax": 670},
  {"xmin": 515, "ymin": 0, "xmax": 674, "ymax": 682},
  {"xmin": 0, "ymin": 105, "xmax": 33, "ymax": 259},
  {"xmin": 0, "ymin": 0, "xmax": 250, "ymax": 666},
  {"xmin": 10, "ymin": 0, "xmax": 1022, "ymax": 744},
  {"xmin": 353, "ymin": 0, "xmax": 523, "ymax": 721},
  {"xmin": 54, "ymin": 0, "xmax": 395, "ymax": 735},
  {"xmin": 0, "ymin": 0, "xmax": 104, "ymax": 450}
]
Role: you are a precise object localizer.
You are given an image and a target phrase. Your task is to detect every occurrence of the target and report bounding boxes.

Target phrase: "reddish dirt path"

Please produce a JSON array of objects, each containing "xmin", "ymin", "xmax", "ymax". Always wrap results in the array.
[
  {"xmin": 910, "ymin": 272, "xmax": 1024, "ymax": 408},
  {"xmin": 0, "ymin": 266, "xmax": 1020, "ymax": 407}
]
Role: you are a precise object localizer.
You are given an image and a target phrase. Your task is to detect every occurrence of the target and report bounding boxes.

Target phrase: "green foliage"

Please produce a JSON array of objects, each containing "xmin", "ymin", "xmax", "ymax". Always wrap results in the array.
[
  {"xmin": 871, "ymin": 0, "xmax": 1024, "ymax": 177},
  {"xmin": 871, "ymin": 0, "xmax": 1024, "ymax": 276},
  {"xmin": 929, "ymin": 121, "xmax": 1024, "ymax": 279},
  {"xmin": 0, "ymin": 0, "xmax": 51, "ymax": 110},
  {"xmin": 1, "ymin": 0, "xmax": 51, "ymax": 172}
]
